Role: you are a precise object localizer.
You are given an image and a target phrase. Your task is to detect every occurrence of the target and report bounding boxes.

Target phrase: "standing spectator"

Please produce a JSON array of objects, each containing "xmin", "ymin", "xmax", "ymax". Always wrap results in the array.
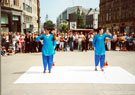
[
  {"xmin": 78, "ymin": 34, "xmax": 82, "ymax": 51},
  {"xmin": 105, "ymin": 29, "xmax": 112, "ymax": 51},
  {"xmin": 111, "ymin": 32, "xmax": 117, "ymax": 50},
  {"xmin": 9, "ymin": 32, "xmax": 13, "ymax": 45},
  {"xmin": 88, "ymin": 33, "xmax": 94, "ymax": 50},
  {"xmin": 126, "ymin": 33, "xmax": 133, "ymax": 51},
  {"xmin": 59, "ymin": 33, "xmax": 64, "ymax": 51},
  {"xmin": 115, "ymin": 32, "xmax": 121, "ymax": 51},
  {"xmin": 120, "ymin": 33, "xmax": 127, "ymax": 51},
  {"xmin": 1, "ymin": 33, "xmax": 6, "ymax": 48},
  {"xmin": 22, "ymin": 34, "xmax": 25, "ymax": 53},
  {"xmin": 82, "ymin": 35, "xmax": 86, "ymax": 51},
  {"xmin": 74, "ymin": 32, "xmax": 79, "ymax": 50},
  {"xmin": 25, "ymin": 33, "xmax": 30, "ymax": 53},
  {"xmin": 68, "ymin": 32, "xmax": 74, "ymax": 51},
  {"xmin": 133, "ymin": 33, "xmax": 135, "ymax": 51},
  {"xmin": 64, "ymin": 33, "xmax": 68, "ymax": 51},
  {"xmin": 5, "ymin": 33, "xmax": 9, "ymax": 52},
  {"xmin": 79, "ymin": 32, "xmax": 84, "ymax": 51},
  {"xmin": 85, "ymin": 33, "xmax": 89, "ymax": 51},
  {"xmin": 16, "ymin": 32, "xmax": 20, "ymax": 53},
  {"xmin": 30, "ymin": 33, "xmax": 35, "ymax": 53},
  {"xmin": 19, "ymin": 34, "xmax": 24, "ymax": 53},
  {"xmin": 12, "ymin": 35, "xmax": 17, "ymax": 54},
  {"xmin": 56, "ymin": 34, "xmax": 60, "ymax": 51}
]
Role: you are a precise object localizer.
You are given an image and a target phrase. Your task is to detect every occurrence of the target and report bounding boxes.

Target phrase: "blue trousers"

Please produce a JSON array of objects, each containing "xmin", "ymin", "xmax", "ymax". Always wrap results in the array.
[
  {"xmin": 42, "ymin": 54, "xmax": 53, "ymax": 70},
  {"xmin": 95, "ymin": 55, "xmax": 105, "ymax": 68}
]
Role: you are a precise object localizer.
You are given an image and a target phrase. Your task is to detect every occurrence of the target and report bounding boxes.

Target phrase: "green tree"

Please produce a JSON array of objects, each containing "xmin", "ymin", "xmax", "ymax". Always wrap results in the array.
[
  {"xmin": 44, "ymin": 20, "xmax": 55, "ymax": 31},
  {"xmin": 77, "ymin": 14, "xmax": 85, "ymax": 29},
  {"xmin": 60, "ymin": 23, "xmax": 68, "ymax": 33}
]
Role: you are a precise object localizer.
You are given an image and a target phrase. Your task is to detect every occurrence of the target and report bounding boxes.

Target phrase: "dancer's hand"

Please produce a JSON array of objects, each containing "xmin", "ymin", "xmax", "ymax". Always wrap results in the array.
[
  {"xmin": 106, "ymin": 31, "xmax": 112, "ymax": 36},
  {"xmin": 40, "ymin": 40, "xmax": 43, "ymax": 45}
]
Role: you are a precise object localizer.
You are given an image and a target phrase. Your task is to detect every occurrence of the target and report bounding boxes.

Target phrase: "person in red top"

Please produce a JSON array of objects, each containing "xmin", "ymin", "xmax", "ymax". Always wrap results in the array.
[
  {"xmin": 19, "ymin": 34, "xmax": 24, "ymax": 53},
  {"xmin": 60, "ymin": 33, "xmax": 64, "ymax": 51}
]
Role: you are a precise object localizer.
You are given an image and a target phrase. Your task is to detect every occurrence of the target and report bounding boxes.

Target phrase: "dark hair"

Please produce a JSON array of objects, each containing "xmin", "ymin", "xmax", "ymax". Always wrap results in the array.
[
  {"xmin": 53, "ymin": 33, "xmax": 56, "ymax": 41},
  {"xmin": 44, "ymin": 21, "xmax": 55, "ymax": 32},
  {"xmin": 97, "ymin": 27, "xmax": 103, "ymax": 33},
  {"xmin": 44, "ymin": 24, "xmax": 52, "ymax": 31}
]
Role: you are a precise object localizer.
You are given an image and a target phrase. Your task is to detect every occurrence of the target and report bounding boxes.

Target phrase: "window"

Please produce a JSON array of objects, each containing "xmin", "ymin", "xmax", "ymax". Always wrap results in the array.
[
  {"xmin": 13, "ymin": 0, "xmax": 19, "ymax": 6},
  {"xmin": 1, "ymin": 14, "xmax": 8, "ymax": 24},
  {"xmin": 23, "ymin": 3, "xmax": 32, "ymax": 13},
  {"xmin": 23, "ymin": 3, "xmax": 25, "ymax": 10},
  {"xmin": 24, "ymin": 15, "xmax": 32, "ymax": 23},
  {"xmin": 5, "ymin": 0, "xmax": 9, "ymax": 3}
]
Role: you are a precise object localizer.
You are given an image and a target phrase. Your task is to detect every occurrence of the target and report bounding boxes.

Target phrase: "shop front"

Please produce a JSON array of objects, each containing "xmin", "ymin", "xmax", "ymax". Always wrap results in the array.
[
  {"xmin": 1, "ymin": 14, "xmax": 9, "ymax": 32},
  {"xmin": 1, "ymin": 7, "xmax": 22, "ymax": 33}
]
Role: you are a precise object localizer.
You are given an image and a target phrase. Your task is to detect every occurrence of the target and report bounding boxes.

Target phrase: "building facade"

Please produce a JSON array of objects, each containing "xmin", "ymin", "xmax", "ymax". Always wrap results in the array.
[
  {"xmin": 99, "ymin": 0, "xmax": 135, "ymax": 33},
  {"xmin": 1, "ymin": 0, "xmax": 40, "ymax": 33},
  {"xmin": 1, "ymin": 0, "xmax": 23, "ymax": 33},
  {"xmin": 23, "ymin": 0, "xmax": 40, "ymax": 33},
  {"xmin": 57, "ymin": 6, "xmax": 87, "ymax": 30},
  {"xmin": 86, "ymin": 8, "xmax": 99, "ymax": 29}
]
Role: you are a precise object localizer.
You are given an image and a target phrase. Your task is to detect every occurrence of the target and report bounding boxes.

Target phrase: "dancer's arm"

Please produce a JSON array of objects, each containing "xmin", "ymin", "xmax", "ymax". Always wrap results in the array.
[
  {"xmin": 92, "ymin": 35, "xmax": 97, "ymax": 47},
  {"xmin": 36, "ymin": 35, "xmax": 44, "ymax": 44},
  {"xmin": 36, "ymin": 35, "xmax": 44, "ymax": 41},
  {"xmin": 104, "ymin": 34, "xmax": 113, "ymax": 39}
]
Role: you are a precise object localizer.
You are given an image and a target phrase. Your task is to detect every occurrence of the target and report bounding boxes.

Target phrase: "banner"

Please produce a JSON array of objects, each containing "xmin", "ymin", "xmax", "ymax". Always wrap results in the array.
[{"xmin": 70, "ymin": 22, "xmax": 77, "ymax": 29}]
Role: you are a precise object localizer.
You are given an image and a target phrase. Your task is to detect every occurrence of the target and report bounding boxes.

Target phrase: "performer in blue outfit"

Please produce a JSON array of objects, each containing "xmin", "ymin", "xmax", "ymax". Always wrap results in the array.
[
  {"xmin": 36, "ymin": 26, "xmax": 56, "ymax": 73},
  {"xmin": 93, "ymin": 28, "xmax": 113, "ymax": 71}
]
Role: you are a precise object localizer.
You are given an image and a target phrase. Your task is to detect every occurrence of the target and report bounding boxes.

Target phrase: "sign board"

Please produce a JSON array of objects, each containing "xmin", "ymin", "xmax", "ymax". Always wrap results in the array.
[{"xmin": 70, "ymin": 22, "xmax": 77, "ymax": 30}]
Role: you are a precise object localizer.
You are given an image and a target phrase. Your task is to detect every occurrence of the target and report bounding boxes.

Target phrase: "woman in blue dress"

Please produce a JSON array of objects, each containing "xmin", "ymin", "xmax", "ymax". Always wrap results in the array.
[
  {"xmin": 36, "ymin": 26, "xmax": 56, "ymax": 73},
  {"xmin": 93, "ymin": 28, "xmax": 113, "ymax": 71}
]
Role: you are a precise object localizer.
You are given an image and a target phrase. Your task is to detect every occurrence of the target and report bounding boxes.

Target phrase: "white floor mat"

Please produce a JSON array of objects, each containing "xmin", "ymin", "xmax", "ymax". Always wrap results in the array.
[{"xmin": 14, "ymin": 66, "xmax": 135, "ymax": 84}]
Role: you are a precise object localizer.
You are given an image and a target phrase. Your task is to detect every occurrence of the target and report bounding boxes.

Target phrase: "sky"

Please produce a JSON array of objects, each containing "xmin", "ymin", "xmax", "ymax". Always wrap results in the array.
[{"xmin": 40, "ymin": 0, "xmax": 100, "ymax": 24}]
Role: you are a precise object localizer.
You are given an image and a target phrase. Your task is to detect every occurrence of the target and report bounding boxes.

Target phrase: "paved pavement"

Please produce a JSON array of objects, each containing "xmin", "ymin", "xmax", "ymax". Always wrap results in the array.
[{"xmin": 1, "ymin": 51, "xmax": 135, "ymax": 95}]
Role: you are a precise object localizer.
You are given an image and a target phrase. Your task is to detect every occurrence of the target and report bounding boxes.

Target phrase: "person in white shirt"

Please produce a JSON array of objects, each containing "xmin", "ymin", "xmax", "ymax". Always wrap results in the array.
[
  {"xmin": 78, "ymin": 34, "xmax": 82, "ymax": 51},
  {"xmin": 12, "ymin": 35, "xmax": 17, "ymax": 54},
  {"xmin": 105, "ymin": 30, "xmax": 112, "ymax": 51},
  {"xmin": 88, "ymin": 33, "xmax": 94, "ymax": 50},
  {"xmin": 15, "ymin": 32, "xmax": 20, "ymax": 52}
]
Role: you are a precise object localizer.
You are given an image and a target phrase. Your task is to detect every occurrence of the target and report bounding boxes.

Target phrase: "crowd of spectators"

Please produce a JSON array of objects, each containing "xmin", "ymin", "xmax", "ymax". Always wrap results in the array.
[
  {"xmin": 1, "ymin": 30, "xmax": 135, "ymax": 56},
  {"xmin": 1, "ymin": 32, "xmax": 43, "ymax": 56}
]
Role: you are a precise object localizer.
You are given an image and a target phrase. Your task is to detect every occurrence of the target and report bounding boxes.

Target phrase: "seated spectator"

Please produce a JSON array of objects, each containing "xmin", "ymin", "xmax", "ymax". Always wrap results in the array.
[{"xmin": 1, "ymin": 46, "xmax": 7, "ymax": 56}]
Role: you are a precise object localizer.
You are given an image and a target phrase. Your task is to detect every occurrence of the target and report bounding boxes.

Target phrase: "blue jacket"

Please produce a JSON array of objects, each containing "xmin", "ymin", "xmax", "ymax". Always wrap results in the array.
[
  {"xmin": 36, "ymin": 34, "xmax": 56, "ymax": 56},
  {"xmin": 93, "ymin": 34, "xmax": 113, "ymax": 55},
  {"xmin": 126, "ymin": 36, "xmax": 132, "ymax": 41}
]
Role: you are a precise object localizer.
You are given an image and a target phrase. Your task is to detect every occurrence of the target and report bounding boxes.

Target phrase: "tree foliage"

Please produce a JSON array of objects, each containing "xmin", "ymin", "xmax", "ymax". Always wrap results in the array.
[
  {"xmin": 77, "ymin": 14, "xmax": 85, "ymax": 29},
  {"xmin": 60, "ymin": 23, "xmax": 68, "ymax": 33}
]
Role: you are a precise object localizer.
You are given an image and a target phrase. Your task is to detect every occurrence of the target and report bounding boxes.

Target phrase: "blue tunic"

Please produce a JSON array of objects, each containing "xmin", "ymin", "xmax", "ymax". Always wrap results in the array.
[
  {"xmin": 36, "ymin": 34, "xmax": 56, "ymax": 56},
  {"xmin": 93, "ymin": 34, "xmax": 113, "ymax": 55}
]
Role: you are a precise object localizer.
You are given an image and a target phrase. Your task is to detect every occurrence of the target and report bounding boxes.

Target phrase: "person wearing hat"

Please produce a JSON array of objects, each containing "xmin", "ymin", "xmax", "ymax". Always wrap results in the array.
[
  {"xmin": 93, "ymin": 27, "xmax": 113, "ymax": 71},
  {"xmin": 36, "ymin": 23, "xmax": 56, "ymax": 73}
]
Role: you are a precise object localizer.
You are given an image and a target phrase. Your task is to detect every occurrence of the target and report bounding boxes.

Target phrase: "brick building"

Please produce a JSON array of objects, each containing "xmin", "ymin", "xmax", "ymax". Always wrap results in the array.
[{"xmin": 99, "ymin": 0, "xmax": 135, "ymax": 33}]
